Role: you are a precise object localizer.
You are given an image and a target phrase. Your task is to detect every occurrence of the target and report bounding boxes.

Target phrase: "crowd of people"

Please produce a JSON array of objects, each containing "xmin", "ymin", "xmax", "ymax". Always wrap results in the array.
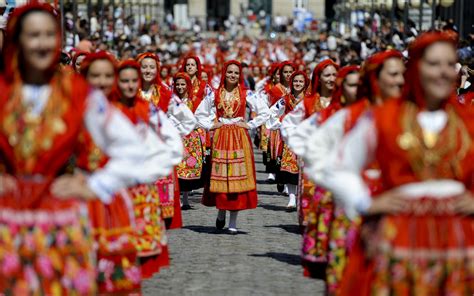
[{"xmin": 0, "ymin": 1, "xmax": 474, "ymax": 295}]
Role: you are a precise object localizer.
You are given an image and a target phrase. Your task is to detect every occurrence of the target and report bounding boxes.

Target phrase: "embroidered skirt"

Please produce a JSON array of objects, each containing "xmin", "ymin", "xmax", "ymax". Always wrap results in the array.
[
  {"xmin": 202, "ymin": 125, "xmax": 258, "ymax": 211},
  {"xmin": 127, "ymin": 183, "xmax": 169, "ymax": 278},
  {"xmin": 276, "ymin": 143, "xmax": 299, "ymax": 185},
  {"xmin": 177, "ymin": 128, "xmax": 206, "ymax": 192},
  {"xmin": 265, "ymin": 129, "xmax": 282, "ymax": 174},
  {"xmin": 339, "ymin": 196, "xmax": 474, "ymax": 296},
  {"xmin": 0, "ymin": 177, "xmax": 96, "ymax": 295}
]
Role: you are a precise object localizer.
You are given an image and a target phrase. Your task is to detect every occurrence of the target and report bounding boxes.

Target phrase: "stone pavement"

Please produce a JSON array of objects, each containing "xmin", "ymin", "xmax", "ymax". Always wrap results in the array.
[{"xmin": 143, "ymin": 150, "xmax": 325, "ymax": 296}]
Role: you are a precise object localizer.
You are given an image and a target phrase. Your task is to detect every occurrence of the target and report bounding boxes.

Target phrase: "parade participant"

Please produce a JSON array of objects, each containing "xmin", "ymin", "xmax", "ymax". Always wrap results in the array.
[
  {"xmin": 317, "ymin": 31, "xmax": 474, "ymax": 295},
  {"xmin": 111, "ymin": 60, "xmax": 183, "ymax": 278},
  {"xmin": 174, "ymin": 72, "xmax": 207, "ymax": 210},
  {"xmin": 180, "ymin": 55, "xmax": 207, "ymax": 107},
  {"xmin": 299, "ymin": 52, "xmax": 404, "ymax": 291},
  {"xmin": 280, "ymin": 59, "xmax": 339, "ymax": 219},
  {"xmin": 79, "ymin": 51, "xmax": 142, "ymax": 293},
  {"xmin": 195, "ymin": 60, "xmax": 270, "ymax": 234},
  {"xmin": 256, "ymin": 63, "xmax": 280, "ymax": 171},
  {"xmin": 137, "ymin": 52, "xmax": 196, "ymax": 230},
  {"xmin": 0, "ymin": 3, "xmax": 177, "ymax": 294},
  {"xmin": 268, "ymin": 71, "xmax": 310, "ymax": 210},
  {"xmin": 266, "ymin": 61, "xmax": 295, "ymax": 185}
]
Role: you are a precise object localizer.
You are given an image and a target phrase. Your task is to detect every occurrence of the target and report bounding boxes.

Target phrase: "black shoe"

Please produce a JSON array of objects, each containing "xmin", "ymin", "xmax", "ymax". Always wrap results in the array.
[
  {"xmin": 266, "ymin": 178, "xmax": 276, "ymax": 184},
  {"xmin": 277, "ymin": 184, "xmax": 284, "ymax": 193},
  {"xmin": 216, "ymin": 218, "xmax": 226, "ymax": 230},
  {"xmin": 181, "ymin": 204, "xmax": 192, "ymax": 210}
]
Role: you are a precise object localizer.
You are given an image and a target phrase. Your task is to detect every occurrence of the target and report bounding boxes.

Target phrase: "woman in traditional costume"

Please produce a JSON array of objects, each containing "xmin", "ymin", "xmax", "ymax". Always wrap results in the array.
[
  {"xmin": 266, "ymin": 61, "xmax": 295, "ymax": 186},
  {"xmin": 111, "ymin": 60, "xmax": 183, "ymax": 279},
  {"xmin": 255, "ymin": 63, "xmax": 280, "ymax": 172},
  {"xmin": 318, "ymin": 31, "xmax": 474, "ymax": 295},
  {"xmin": 268, "ymin": 71, "xmax": 310, "ymax": 210},
  {"xmin": 195, "ymin": 60, "xmax": 270, "ymax": 234},
  {"xmin": 137, "ymin": 52, "xmax": 196, "ymax": 229},
  {"xmin": 173, "ymin": 72, "xmax": 208, "ymax": 210},
  {"xmin": 79, "ymin": 51, "xmax": 144, "ymax": 293},
  {"xmin": 0, "ymin": 3, "xmax": 177, "ymax": 294}
]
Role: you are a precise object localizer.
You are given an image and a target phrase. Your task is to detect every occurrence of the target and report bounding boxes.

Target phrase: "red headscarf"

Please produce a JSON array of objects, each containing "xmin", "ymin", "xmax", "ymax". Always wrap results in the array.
[
  {"xmin": 109, "ymin": 59, "xmax": 141, "ymax": 102},
  {"xmin": 403, "ymin": 31, "xmax": 457, "ymax": 109},
  {"xmin": 332, "ymin": 65, "xmax": 360, "ymax": 106},
  {"xmin": 217, "ymin": 60, "xmax": 247, "ymax": 105},
  {"xmin": 79, "ymin": 50, "xmax": 117, "ymax": 77},
  {"xmin": 356, "ymin": 50, "xmax": 403, "ymax": 103},
  {"xmin": 180, "ymin": 55, "xmax": 203, "ymax": 80},
  {"xmin": 3, "ymin": 1, "xmax": 61, "ymax": 83},
  {"xmin": 310, "ymin": 59, "xmax": 339, "ymax": 96},
  {"xmin": 136, "ymin": 52, "xmax": 162, "ymax": 85},
  {"xmin": 279, "ymin": 61, "xmax": 296, "ymax": 85},
  {"xmin": 173, "ymin": 72, "xmax": 192, "ymax": 99},
  {"xmin": 72, "ymin": 50, "xmax": 89, "ymax": 72}
]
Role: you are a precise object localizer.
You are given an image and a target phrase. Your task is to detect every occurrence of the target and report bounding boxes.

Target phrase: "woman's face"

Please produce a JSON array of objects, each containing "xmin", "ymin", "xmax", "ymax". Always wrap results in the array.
[
  {"xmin": 225, "ymin": 64, "xmax": 240, "ymax": 87},
  {"xmin": 201, "ymin": 72, "xmax": 209, "ymax": 82},
  {"xmin": 74, "ymin": 54, "xmax": 86, "ymax": 72},
  {"xmin": 253, "ymin": 67, "xmax": 260, "ymax": 77},
  {"xmin": 419, "ymin": 42, "xmax": 457, "ymax": 106},
  {"xmin": 282, "ymin": 65, "xmax": 295, "ymax": 84},
  {"xmin": 377, "ymin": 57, "xmax": 405, "ymax": 99},
  {"xmin": 140, "ymin": 57, "xmax": 158, "ymax": 83},
  {"xmin": 175, "ymin": 78, "xmax": 187, "ymax": 97},
  {"xmin": 185, "ymin": 58, "xmax": 198, "ymax": 77},
  {"xmin": 160, "ymin": 67, "xmax": 169, "ymax": 78},
  {"xmin": 19, "ymin": 12, "xmax": 59, "ymax": 73},
  {"xmin": 292, "ymin": 74, "xmax": 306, "ymax": 93},
  {"xmin": 86, "ymin": 59, "xmax": 115, "ymax": 97},
  {"xmin": 320, "ymin": 65, "xmax": 338, "ymax": 93},
  {"xmin": 118, "ymin": 68, "xmax": 140, "ymax": 100},
  {"xmin": 342, "ymin": 72, "xmax": 360, "ymax": 103},
  {"xmin": 170, "ymin": 66, "xmax": 178, "ymax": 76}
]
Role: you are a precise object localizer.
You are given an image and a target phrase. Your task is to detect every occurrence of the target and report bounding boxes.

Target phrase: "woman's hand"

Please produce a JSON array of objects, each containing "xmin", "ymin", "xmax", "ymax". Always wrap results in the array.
[
  {"xmin": 0, "ymin": 174, "xmax": 18, "ymax": 196},
  {"xmin": 453, "ymin": 191, "xmax": 474, "ymax": 215},
  {"xmin": 51, "ymin": 173, "xmax": 96, "ymax": 201},
  {"xmin": 210, "ymin": 122, "xmax": 224, "ymax": 130},
  {"xmin": 366, "ymin": 189, "xmax": 407, "ymax": 215},
  {"xmin": 235, "ymin": 122, "xmax": 250, "ymax": 129}
]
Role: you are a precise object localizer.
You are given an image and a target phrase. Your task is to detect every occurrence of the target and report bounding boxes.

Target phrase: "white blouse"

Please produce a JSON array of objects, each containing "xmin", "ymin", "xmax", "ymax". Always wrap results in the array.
[
  {"xmin": 141, "ymin": 89, "xmax": 197, "ymax": 137},
  {"xmin": 22, "ymin": 84, "xmax": 182, "ymax": 203},
  {"xmin": 312, "ymin": 109, "xmax": 449, "ymax": 219},
  {"xmin": 195, "ymin": 86, "xmax": 270, "ymax": 131}
]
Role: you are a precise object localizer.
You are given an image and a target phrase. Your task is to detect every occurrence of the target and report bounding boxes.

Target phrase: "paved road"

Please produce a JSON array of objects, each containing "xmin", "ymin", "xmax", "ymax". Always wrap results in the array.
[{"xmin": 143, "ymin": 150, "xmax": 325, "ymax": 296}]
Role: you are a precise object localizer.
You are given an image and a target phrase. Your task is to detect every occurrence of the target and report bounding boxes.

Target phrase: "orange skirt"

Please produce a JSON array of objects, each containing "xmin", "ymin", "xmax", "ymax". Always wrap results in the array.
[
  {"xmin": 202, "ymin": 125, "xmax": 257, "ymax": 211},
  {"xmin": 339, "ymin": 196, "xmax": 474, "ymax": 296}
]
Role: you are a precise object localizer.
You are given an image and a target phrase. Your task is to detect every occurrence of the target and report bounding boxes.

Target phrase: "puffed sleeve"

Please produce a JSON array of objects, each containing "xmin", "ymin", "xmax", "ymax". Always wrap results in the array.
[
  {"xmin": 311, "ymin": 112, "xmax": 377, "ymax": 219},
  {"xmin": 246, "ymin": 90, "xmax": 270, "ymax": 129},
  {"xmin": 284, "ymin": 112, "xmax": 321, "ymax": 157},
  {"xmin": 302, "ymin": 109, "xmax": 347, "ymax": 174},
  {"xmin": 266, "ymin": 98, "xmax": 285, "ymax": 130},
  {"xmin": 167, "ymin": 94, "xmax": 197, "ymax": 136},
  {"xmin": 195, "ymin": 86, "xmax": 217, "ymax": 131},
  {"xmin": 280, "ymin": 101, "xmax": 306, "ymax": 142},
  {"xmin": 84, "ymin": 90, "xmax": 181, "ymax": 203}
]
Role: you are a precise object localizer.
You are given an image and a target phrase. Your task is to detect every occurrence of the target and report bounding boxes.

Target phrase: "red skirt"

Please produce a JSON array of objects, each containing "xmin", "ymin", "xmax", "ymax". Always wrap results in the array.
[
  {"xmin": 339, "ymin": 196, "xmax": 474, "ymax": 295},
  {"xmin": 202, "ymin": 125, "xmax": 258, "ymax": 211},
  {"xmin": 88, "ymin": 193, "xmax": 141, "ymax": 294}
]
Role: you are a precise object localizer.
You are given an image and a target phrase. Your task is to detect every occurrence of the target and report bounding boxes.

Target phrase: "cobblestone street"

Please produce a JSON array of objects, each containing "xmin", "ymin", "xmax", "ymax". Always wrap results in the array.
[{"xmin": 143, "ymin": 150, "xmax": 325, "ymax": 295}]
